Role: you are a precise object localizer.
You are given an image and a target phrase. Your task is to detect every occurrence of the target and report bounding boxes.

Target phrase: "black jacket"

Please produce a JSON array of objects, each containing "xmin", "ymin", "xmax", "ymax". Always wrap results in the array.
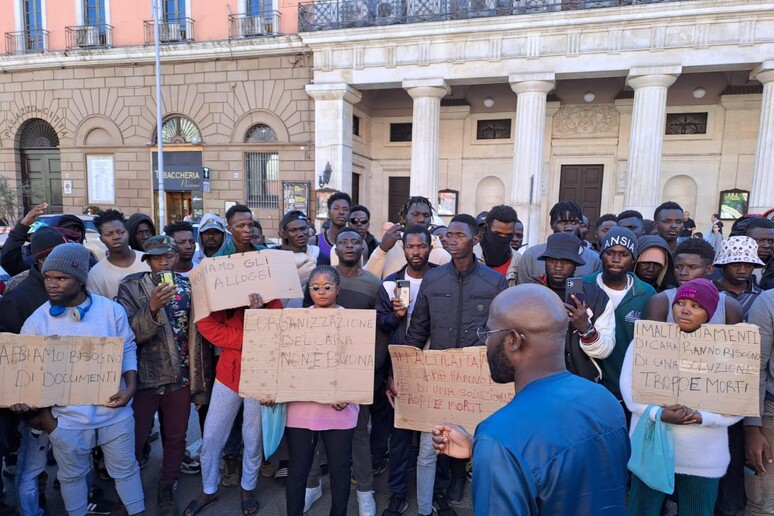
[
  {"xmin": 564, "ymin": 283, "xmax": 610, "ymax": 383},
  {"xmin": 0, "ymin": 221, "xmax": 34, "ymax": 276},
  {"xmin": 0, "ymin": 265, "xmax": 49, "ymax": 334},
  {"xmin": 404, "ymin": 260, "xmax": 508, "ymax": 350},
  {"xmin": 376, "ymin": 264, "xmax": 438, "ymax": 344}
]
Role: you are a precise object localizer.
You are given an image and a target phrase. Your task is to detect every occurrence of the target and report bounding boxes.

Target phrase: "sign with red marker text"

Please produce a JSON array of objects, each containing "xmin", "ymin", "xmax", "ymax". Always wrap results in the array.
[
  {"xmin": 632, "ymin": 321, "xmax": 760, "ymax": 417},
  {"xmin": 389, "ymin": 345, "xmax": 514, "ymax": 434},
  {"xmin": 0, "ymin": 334, "xmax": 123, "ymax": 407},
  {"xmin": 239, "ymin": 308, "xmax": 376, "ymax": 404},
  {"xmin": 190, "ymin": 250, "xmax": 303, "ymax": 322}
]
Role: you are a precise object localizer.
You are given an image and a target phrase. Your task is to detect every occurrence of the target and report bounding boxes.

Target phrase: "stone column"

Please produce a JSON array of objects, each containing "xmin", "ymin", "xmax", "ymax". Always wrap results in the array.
[
  {"xmin": 623, "ymin": 66, "xmax": 681, "ymax": 216},
  {"xmin": 750, "ymin": 62, "xmax": 774, "ymax": 214},
  {"xmin": 305, "ymin": 83, "xmax": 362, "ymax": 193},
  {"xmin": 509, "ymin": 73, "xmax": 555, "ymax": 248},
  {"xmin": 403, "ymin": 79, "xmax": 450, "ymax": 200}
]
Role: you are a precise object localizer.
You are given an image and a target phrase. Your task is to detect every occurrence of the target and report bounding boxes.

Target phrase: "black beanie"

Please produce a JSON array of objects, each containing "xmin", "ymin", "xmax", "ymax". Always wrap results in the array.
[{"xmin": 30, "ymin": 226, "xmax": 68, "ymax": 259}]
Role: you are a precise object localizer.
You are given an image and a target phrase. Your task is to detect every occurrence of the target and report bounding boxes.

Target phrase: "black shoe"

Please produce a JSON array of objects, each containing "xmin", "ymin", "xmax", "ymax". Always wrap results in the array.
[
  {"xmin": 372, "ymin": 460, "xmax": 388, "ymax": 476},
  {"xmin": 432, "ymin": 494, "xmax": 457, "ymax": 516},
  {"xmin": 381, "ymin": 494, "xmax": 408, "ymax": 516},
  {"xmin": 274, "ymin": 460, "xmax": 288, "ymax": 487},
  {"xmin": 157, "ymin": 480, "xmax": 177, "ymax": 516},
  {"xmin": 447, "ymin": 477, "xmax": 465, "ymax": 505},
  {"xmin": 85, "ymin": 497, "xmax": 116, "ymax": 515}
]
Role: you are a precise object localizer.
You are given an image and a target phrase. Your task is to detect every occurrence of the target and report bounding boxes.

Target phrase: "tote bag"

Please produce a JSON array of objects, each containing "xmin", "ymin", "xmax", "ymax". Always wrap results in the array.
[
  {"xmin": 627, "ymin": 405, "xmax": 675, "ymax": 494},
  {"xmin": 261, "ymin": 403, "xmax": 287, "ymax": 458}
]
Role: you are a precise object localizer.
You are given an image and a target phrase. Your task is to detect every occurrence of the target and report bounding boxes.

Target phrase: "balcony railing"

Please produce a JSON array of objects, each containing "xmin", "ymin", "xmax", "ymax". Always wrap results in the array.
[
  {"xmin": 299, "ymin": 0, "xmax": 682, "ymax": 31},
  {"xmin": 5, "ymin": 29, "xmax": 49, "ymax": 54},
  {"xmin": 229, "ymin": 12, "xmax": 282, "ymax": 39},
  {"xmin": 65, "ymin": 24, "xmax": 113, "ymax": 50},
  {"xmin": 143, "ymin": 17, "xmax": 195, "ymax": 44}
]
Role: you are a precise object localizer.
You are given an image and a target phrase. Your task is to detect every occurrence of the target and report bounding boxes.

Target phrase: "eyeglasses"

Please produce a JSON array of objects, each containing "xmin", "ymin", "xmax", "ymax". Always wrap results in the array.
[
  {"xmin": 311, "ymin": 284, "xmax": 337, "ymax": 292},
  {"xmin": 349, "ymin": 218, "xmax": 369, "ymax": 225},
  {"xmin": 476, "ymin": 327, "xmax": 525, "ymax": 343}
]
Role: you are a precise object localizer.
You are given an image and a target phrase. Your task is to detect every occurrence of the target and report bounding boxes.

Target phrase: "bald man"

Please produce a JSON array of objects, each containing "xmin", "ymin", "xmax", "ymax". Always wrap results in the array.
[{"xmin": 432, "ymin": 284, "xmax": 629, "ymax": 515}]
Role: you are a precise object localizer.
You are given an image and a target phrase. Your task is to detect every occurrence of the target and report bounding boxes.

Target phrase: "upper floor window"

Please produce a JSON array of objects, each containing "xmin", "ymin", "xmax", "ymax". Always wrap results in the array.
[
  {"xmin": 389, "ymin": 123, "xmax": 412, "ymax": 142},
  {"xmin": 245, "ymin": 124, "xmax": 278, "ymax": 143},
  {"xmin": 665, "ymin": 113, "xmax": 708, "ymax": 135},
  {"xmin": 154, "ymin": 116, "xmax": 202, "ymax": 145},
  {"xmin": 247, "ymin": 0, "xmax": 268, "ymax": 15},
  {"xmin": 24, "ymin": 0, "xmax": 43, "ymax": 33},
  {"xmin": 83, "ymin": 0, "xmax": 106, "ymax": 26},
  {"xmin": 353, "ymin": 116, "xmax": 361, "ymax": 137},
  {"xmin": 164, "ymin": 0, "xmax": 185, "ymax": 20},
  {"xmin": 476, "ymin": 119, "xmax": 512, "ymax": 140}
]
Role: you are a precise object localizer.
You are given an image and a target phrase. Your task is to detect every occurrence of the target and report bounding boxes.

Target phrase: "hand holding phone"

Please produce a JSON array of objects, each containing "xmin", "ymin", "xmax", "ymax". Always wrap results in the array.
[
  {"xmin": 396, "ymin": 280, "xmax": 411, "ymax": 309},
  {"xmin": 565, "ymin": 277, "xmax": 585, "ymax": 307}
]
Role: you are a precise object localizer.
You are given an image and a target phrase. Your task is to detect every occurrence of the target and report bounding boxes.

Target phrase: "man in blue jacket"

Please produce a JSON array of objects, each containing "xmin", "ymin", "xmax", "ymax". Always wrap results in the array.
[{"xmin": 431, "ymin": 284, "xmax": 629, "ymax": 515}]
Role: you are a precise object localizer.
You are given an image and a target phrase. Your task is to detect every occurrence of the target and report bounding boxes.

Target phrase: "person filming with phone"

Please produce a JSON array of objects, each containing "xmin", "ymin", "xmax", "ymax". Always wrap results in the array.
[{"xmin": 536, "ymin": 232, "xmax": 615, "ymax": 383}]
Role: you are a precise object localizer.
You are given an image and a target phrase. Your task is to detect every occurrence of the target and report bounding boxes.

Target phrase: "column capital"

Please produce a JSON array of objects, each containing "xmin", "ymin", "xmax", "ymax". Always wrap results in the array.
[
  {"xmin": 626, "ymin": 66, "xmax": 681, "ymax": 89},
  {"xmin": 751, "ymin": 61, "xmax": 774, "ymax": 84},
  {"xmin": 305, "ymin": 83, "xmax": 362, "ymax": 105},
  {"xmin": 403, "ymin": 79, "xmax": 450, "ymax": 99},
  {"xmin": 509, "ymin": 73, "xmax": 555, "ymax": 95}
]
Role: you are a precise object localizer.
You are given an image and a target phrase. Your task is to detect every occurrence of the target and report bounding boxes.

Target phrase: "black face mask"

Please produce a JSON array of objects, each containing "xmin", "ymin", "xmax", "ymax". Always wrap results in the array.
[{"xmin": 481, "ymin": 226, "xmax": 512, "ymax": 267}]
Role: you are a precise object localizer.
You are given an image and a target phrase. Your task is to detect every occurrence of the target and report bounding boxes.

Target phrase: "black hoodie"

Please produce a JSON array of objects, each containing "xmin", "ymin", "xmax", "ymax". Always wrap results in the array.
[
  {"xmin": 126, "ymin": 213, "xmax": 156, "ymax": 252},
  {"xmin": 635, "ymin": 235, "xmax": 677, "ymax": 292}
]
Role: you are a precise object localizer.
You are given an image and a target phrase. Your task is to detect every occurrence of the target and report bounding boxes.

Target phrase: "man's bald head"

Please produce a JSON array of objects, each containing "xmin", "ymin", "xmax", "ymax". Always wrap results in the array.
[{"xmin": 489, "ymin": 284, "xmax": 568, "ymax": 345}]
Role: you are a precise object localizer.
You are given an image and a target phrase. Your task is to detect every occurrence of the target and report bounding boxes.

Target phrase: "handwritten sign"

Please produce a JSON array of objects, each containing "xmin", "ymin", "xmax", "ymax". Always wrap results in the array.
[
  {"xmin": 632, "ymin": 321, "xmax": 761, "ymax": 417},
  {"xmin": 239, "ymin": 308, "xmax": 376, "ymax": 404},
  {"xmin": 190, "ymin": 250, "xmax": 303, "ymax": 322},
  {"xmin": 389, "ymin": 345, "xmax": 514, "ymax": 434},
  {"xmin": 0, "ymin": 334, "xmax": 123, "ymax": 407}
]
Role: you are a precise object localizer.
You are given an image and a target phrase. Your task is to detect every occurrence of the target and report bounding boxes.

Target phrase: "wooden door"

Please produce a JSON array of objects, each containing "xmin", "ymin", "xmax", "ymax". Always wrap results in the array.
[
  {"xmin": 22, "ymin": 150, "xmax": 62, "ymax": 213},
  {"xmin": 387, "ymin": 177, "xmax": 410, "ymax": 223},
  {"xmin": 165, "ymin": 191, "xmax": 192, "ymax": 226},
  {"xmin": 558, "ymin": 164, "xmax": 603, "ymax": 225}
]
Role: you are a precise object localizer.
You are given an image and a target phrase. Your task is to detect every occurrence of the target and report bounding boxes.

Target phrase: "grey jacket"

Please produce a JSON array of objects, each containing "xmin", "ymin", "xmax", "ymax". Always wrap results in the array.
[
  {"xmin": 404, "ymin": 260, "xmax": 508, "ymax": 350},
  {"xmin": 746, "ymin": 289, "xmax": 774, "ymax": 426},
  {"xmin": 116, "ymin": 272, "xmax": 213, "ymax": 403}
]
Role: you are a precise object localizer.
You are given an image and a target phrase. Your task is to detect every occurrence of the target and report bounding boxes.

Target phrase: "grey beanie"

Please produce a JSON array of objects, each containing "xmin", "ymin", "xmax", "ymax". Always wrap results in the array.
[
  {"xmin": 601, "ymin": 227, "xmax": 638, "ymax": 259},
  {"xmin": 41, "ymin": 242, "xmax": 90, "ymax": 286}
]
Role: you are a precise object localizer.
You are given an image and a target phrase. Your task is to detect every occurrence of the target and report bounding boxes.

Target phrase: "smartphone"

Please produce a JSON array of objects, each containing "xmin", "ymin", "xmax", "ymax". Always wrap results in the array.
[
  {"xmin": 744, "ymin": 465, "xmax": 758, "ymax": 477},
  {"xmin": 396, "ymin": 280, "xmax": 410, "ymax": 308},
  {"xmin": 565, "ymin": 277, "xmax": 585, "ymax": 307},
  {"xmin": 158, "ymin": 270, "xmax": 175, "ymax": 287}
]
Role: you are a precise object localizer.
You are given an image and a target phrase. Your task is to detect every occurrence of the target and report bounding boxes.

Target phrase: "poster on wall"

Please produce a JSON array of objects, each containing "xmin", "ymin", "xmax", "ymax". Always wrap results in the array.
[
  {"xmin": 87, "ymin": 155, "xmax": 116, "ymax": 205},
  {"xmin": 283, "ymin": 181, "xmax": 310, "ymax": 215},
  {"xmin": 719, "ymin": 189, "xmax": 749, "ymax": 220}
]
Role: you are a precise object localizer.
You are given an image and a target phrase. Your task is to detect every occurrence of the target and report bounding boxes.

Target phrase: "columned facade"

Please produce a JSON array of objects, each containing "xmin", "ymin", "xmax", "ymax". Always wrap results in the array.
[
  {"xmin": 305, "ymin": 83, "xmax": 362, "ymax": 193},
  {"xmin": 623, "ymin": 66, "xmax": 680, "ymax": 216},
  {"xmin": 750, "ymin": 62, "xmax": 774, "ymax": 215},
  {"xmin": 404, "ymin": 79, "xmax": 449, "ymax": 199},
  {"xmin": 509, "ymin": 73, "xmax": 555, "ymax": 246}
]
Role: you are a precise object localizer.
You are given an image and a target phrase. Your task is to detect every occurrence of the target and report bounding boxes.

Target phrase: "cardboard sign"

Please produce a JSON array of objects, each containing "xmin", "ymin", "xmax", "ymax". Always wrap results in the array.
[
  {"xmin": 239, "ymin": 308, "xmax": 376, "ymax": 404},
  {"xmin": 0, "ymin": 334, "xmax": 124, "ymax": 407},
  {"xmin": 389, "ymin": 345, "xmax": 514, "ymax": 434},
  {"xmin": 190, "ymin": 250, "xmax": 303, "ymax": 322},
  {"xmin": 631, "ymin": 321, "xmax": 761, "ymax": 417}
]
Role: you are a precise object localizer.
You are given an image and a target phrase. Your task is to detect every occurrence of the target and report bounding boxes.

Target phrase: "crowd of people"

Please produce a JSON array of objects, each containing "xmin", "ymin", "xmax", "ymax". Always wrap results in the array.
[{"xmin": 0, "ymin": 192, "xmax": 773, "ymax": 516}]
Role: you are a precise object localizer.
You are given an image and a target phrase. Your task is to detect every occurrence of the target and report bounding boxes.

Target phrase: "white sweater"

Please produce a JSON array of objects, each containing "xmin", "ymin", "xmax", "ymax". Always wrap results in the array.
[{"xmin": 620, "ymin": 342, "xmax": 742, "ymax": 478}]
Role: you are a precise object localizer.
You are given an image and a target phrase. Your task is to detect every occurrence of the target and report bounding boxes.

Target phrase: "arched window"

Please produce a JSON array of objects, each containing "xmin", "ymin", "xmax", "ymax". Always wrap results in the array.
[
  {"xmin": 153, "ymin": 116, "xmax": 202, "ymax": 144},
  {"xmin": 245, "ymin": 123, "xmax": 278, "ymax": 143},
  {"xmin": 20, "ymin": 119, "xmax": 60, "ymax": 148}
]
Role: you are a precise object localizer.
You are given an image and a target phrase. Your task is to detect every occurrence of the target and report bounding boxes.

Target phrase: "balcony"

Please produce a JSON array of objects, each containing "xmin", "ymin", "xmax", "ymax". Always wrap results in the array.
[
  {"xmin": 298, "ymin": 0, "xmax": 684, "ymax": 31},
  {"xmin": 143, "ymin": 17, "xmax": 195, "ymax": 45},
  {"xmin": 5, "ymin": 29, "xmax": 49, "ymax": 54},
  {"xmin": 65, "ymin": 24, "xmax": 113, "ymax": 50},
  {"xmin": 229, "ymin": 12, "xmax": 282, "ymax": 39}
]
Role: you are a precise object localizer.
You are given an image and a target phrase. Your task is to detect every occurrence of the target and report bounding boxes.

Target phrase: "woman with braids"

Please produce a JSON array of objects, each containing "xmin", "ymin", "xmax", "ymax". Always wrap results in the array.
[
  {"xmin": 364, "ymin": 196, "xmax": 450, "ymax": 279},
  {"xmin": 517, "ymin": 201, "xmax": 602, "ymax": 284}
]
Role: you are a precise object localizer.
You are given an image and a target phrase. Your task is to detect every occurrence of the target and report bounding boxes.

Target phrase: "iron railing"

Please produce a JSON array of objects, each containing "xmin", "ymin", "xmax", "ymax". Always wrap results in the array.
[
  {"xmin": 65, "ymin": 24, "xmax": 113, "ymax": 49},
  {"xmin": 299, "ymin": 0, "xmax": 682, "ymax": 31},
  {"xmin": 5, "ymin": 29, "xmax": 49, "ymax": 54},
  {"xmin": 143, "ymin": 16, "xmax": 195, "ymax": 44},
  {"xmin": 229, "ymin": 12, "xmax": 282, "ymax": 39}
]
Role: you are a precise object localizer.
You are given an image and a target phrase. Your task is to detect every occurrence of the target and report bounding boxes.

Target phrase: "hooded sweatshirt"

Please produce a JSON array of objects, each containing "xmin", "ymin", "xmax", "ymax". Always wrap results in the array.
[
  {"xmin": 635, "ymin": 235, "xmax": 677, "ymax": 293},
  {"xmin": 193, "ymin": 213, "xmax": 231, "ymax": 263},
  {"xmin": 126, "ymin": 213, "xmax": 156, "ymax": 252}
]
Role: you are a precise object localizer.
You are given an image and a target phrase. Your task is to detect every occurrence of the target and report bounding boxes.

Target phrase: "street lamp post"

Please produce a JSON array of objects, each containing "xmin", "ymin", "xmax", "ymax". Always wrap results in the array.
[{"xmin": 154, "ymin": 0, "xmax": 166, "ymax": 226}]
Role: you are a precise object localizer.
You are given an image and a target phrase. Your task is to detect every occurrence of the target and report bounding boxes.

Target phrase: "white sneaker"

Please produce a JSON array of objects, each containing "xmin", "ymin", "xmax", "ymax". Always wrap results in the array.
[
  {"xmin": 357, "ymin": 490, "xmax": 376, "ymax": 516},
  {"xmin": 304, "ymin": 485, "xmax": 323, "ymax": 513}
]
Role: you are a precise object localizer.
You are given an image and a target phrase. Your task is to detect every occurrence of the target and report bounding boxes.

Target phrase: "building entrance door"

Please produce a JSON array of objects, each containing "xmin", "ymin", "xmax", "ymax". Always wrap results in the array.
[
  {"xmin": 165, "ymin": 191, "xmax": 193, "ymax": 225},
  {"xmin": 558, "ymin": 164, "xmax": 604, "ymax": 226},
  {"xmin": 18, "ymin": 119, "xmax": 62, "ymax": 213},
  {"xmin": 387, "ymin": 177, "xmax": 410, "ymax": 223}
]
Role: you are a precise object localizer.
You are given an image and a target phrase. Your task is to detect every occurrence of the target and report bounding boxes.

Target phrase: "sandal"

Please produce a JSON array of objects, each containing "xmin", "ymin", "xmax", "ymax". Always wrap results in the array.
[
  {"xmin": 241, "ymin": 497, "xmax": 259, "ymax": 515},
  {"xmin": 182, "ymin": 497, "xmax": 218, "ymax": 516}
]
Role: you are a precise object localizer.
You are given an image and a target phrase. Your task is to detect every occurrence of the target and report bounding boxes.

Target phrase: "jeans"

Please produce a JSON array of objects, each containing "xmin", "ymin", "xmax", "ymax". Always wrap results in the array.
[
  {"xmin": 199, "ymin": 381, "xmax": 262, "ymax": 494},
  {"xmin": 132, "ymin": 385, "xmax": 191, "ymax": 482},
  {"xmin": 417, "ymin": 432, "xmax": 437, "ymax": 515},
  {"xmin": 286, "ymin": 426, "xmax": 354, "ymax": 516},
  {"xmin": 352, "ymin": 404, "xmax": 373, "ymax": 493},
  {"xmin": 48, "ymin": 416, "xmax": 144, "ymax": 516},
  {"xmin": 746, "ymin": 399, "xmax": 774, "ymax": 515},
  {"xmin": 15, "ymin": 424, "xmax": 48, "ymax": 516}
]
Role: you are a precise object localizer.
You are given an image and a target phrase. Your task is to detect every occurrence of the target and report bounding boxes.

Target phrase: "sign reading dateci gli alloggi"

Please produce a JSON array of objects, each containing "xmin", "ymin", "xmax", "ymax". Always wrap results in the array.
[{"xmin": 152, "ymin": 151, "xmax": 203, "ymax": 191}]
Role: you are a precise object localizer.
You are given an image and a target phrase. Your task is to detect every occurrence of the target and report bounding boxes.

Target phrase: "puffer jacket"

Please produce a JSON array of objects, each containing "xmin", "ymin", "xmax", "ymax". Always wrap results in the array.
[
  {"xmin": 116, "ymin": 271, "xmax": 213, "ymax": 403},
  {"xmin": 404, "ymin": 260, "xmax": 508, "ymax": 350}
]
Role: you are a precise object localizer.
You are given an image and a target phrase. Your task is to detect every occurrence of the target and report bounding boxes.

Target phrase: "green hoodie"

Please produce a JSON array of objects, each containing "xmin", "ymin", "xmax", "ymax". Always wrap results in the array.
[{"xmin": 582, "ymin": 271, "xmax": 656, "ymax": 400}]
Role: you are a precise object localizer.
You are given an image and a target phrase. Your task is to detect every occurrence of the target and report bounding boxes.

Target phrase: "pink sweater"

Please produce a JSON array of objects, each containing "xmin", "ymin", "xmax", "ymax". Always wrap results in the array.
[{"xmin": 285, "ymin": 305, "xmax": 360, "ymax": 431}]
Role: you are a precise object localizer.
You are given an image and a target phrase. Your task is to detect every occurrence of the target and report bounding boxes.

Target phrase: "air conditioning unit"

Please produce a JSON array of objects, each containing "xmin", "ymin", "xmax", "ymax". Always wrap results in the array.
[
  {"xmin": 240, "ymin": 16, "xmax": 264, "ymax": 37},
  {"xmin": 158, "ymin": 22, "xmax": 182, "ymax": 42},
  {"xmin": 75, "ymin": 26, "xmax": 100, "ymax": 47}
]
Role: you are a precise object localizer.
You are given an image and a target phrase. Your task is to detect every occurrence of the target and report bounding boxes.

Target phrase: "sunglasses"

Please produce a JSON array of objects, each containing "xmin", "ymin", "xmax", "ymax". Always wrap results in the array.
[
  {"xmin": 349, "ymin": 218, "xmax": 369, "ymax": 225},
  {"xmin": 311, "ymin": 284, "xmax": 337, "ymax": 292}
]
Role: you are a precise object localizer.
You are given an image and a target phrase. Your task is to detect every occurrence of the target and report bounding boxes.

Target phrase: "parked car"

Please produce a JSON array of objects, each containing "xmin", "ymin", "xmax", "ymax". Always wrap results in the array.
[{"xmin": 0, "ymin": 214, "xmax": 107, "ymax": 261}]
